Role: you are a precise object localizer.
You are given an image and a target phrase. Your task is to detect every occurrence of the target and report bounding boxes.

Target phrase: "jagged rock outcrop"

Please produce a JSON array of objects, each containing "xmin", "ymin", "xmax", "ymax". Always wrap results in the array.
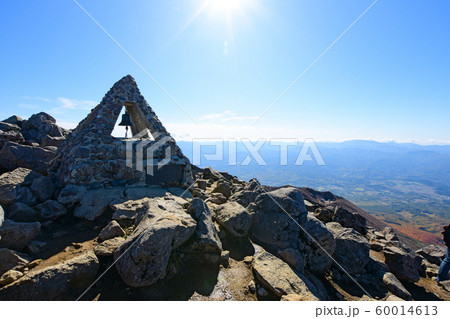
[
  {"xmin": 0, "ymin": 250, "xmax": 99, "ymax": 300},
  {"xmin": 252, "ymin": 250, "xmax": 319, "ymax": 300},
  {"xmin": 114, "ymin": 197, "xmax": 196, "ymax": 287},
  {"xmin": 213, "ymin": 201, "xmax": 252, "ymax": 237},
  {"xmin": 326, "ymin": 222, "xmax": 370, "ymax": 275},
  {"xmin": 0, "ymin": 142, "xmax": 57, "ymax": 174}
]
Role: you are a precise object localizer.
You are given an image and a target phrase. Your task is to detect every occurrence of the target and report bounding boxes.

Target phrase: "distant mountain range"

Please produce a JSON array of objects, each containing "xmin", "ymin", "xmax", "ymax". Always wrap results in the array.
[{"xmin": 178, "ymin": 140, "xmax": 450, "ymax": 245}]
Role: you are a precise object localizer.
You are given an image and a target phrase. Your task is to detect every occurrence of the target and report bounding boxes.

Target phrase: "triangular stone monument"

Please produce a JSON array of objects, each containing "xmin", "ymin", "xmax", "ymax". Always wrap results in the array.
[{"xmin": 51, "ymin": 75, "xmax": 192, "ymax": 188}]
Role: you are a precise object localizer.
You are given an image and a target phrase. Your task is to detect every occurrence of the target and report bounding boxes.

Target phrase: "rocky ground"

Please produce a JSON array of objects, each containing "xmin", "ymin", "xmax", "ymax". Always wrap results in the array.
[{"xmin": 0, "ymin": 112, "xmax": 449, "ymax": 301}]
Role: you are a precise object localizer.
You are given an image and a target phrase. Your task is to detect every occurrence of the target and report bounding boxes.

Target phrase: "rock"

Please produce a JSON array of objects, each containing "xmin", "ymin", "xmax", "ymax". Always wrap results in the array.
[
  {"xmin": 0, "ymin": 122, "xmax": 21, "ymax": 132},
  {"xmin": 326, "ymin": 222, "xmax": 370, "ymax": 274},
  {"xmin": 207, "ymin": 193, "xmax": 227, "ymax": 205},
  {"xmin": 301, "ymin": 214, "xmax": 336, "ymax": 275},
  {"xmin": 0, "ymin": 248, "xmax": 29, "ymax": 276},
  {"xmin": 0, "ymin": 220, "xmax": 41, "ymax": 251},
  {"xmin": 41, "ymin": 135, "xmax": 65, "ymax": 147},
  {"xmin": 313, "ymin": 207, "xmax": 334, "ymax": 223},
  {"xmin": 214, "ymin": 201, "xmax": 252, "ymax": 237},
  {"xmin": 211, "ymin": 180, "xmax": 232, "ymax": 199},
  {"xmin": 98, "ymin": 220, "xmax": 126, "ymax": 242},
  {"xmin": 382, "ymin": 272, "xmax": 412, "ymax": 301},
  {"xmin": 248, "ymin": 280, "xmax": 256, "ymax": 293},
  {"xmin": 30, "ymin": 176, "xmax": 55, "ymax": 202},
  {"xmin": 281, "ymin": 293, "xmax": 313, "ymax": 301},
  {"xmin": 386, "ymin": 295, "xmax": 405, "ymax": 301},
  {"xmin": 111, "ymin": 198, "xmax": 148, "ymax": 223},
  {"xmin": 124, "ymin": 186, "xmax": 168, "ymax": 201},
  {"xmin": 440, "ymin": 280, "xmax": 450, "ymax": 292},
  {"xmin": 244, "ymin": 256, "xmax": 253, "ymax": 264},
  {"xmin": 7, "ymin": 202, "xmax": 39, "ymax": 222},
  {"xmin": 249, "ymin": 187, "xmax": 308, "ymax": 249},
  {"xmin": 252, "ymin": 251, "xmax": 319, "ymax": 300},
  {"xmin": 25, "ymin": 240, "xmax": 47, "ymax": 255},
  {"xmin": 74, "ymin": 188, "xmax": 124, "ymax": 221},
  {"xmin": 279, "ymin": 248, "xmax": 304, "ymax": 273},
  {"xmin": 415, "ymin": 245, "xmax": 446, "ymax": 266},
  {"xmin": 0, "ymin": 168, "xmax": 40, "ymax": 207},
  {"xmin": 202, "ymin": 167, "xmax": 224, "ymax": 181},
  {"xmin": 57, "ymin": 184, "xmax": 87, "ymax": 208},
  {"xmin": 115, "ymin": 197, "xmax": 196, "ymax": 287},
  {"xmin": 0, "ymin": 269, "xmax": 24, "ymax": 287},
  {"xmin": 2, "ymin": 115, "xmax": 23, "ymax": 127},
  {"xmin": 21, "ymin": 112, "xmax": 65, "ymax": 145},
  {"xmin": 384, "ymin": 246, "xmax": 420, "ymax": 282},
  {"xmin": 382, "ymin": 227, "xmax": 399, "ymax": 242},
  {"xmin": 187, "ymin": 198, "xmax": 222, "ymax": 259},
  {"xmin": 366, "ymin": 255, "xmax": 390, "ymax": 273},
  {"xmin": 0, "ymin": 142, "xmax": 56, "ymax": 174},
  {"xmin": 94, "ymin": 237, "xmax": 125, "ymax": 256},
  {"xmin": 333, "ymin": 206, "xmax": 367, "ymax": 234},
  {"xmin": 196, "ymin": 179, "xmax": 207, "ymax": 190},
  {"xmin": 0, "ymin": 250, "xmax": 100, "ymax": 300},
  {"xmin": 35, "ymin": 200, "xmax": 67, "ymax": 220},
  {"xmin": 0, "ymin": 130, "xmax": 24, "ymax": 150}
]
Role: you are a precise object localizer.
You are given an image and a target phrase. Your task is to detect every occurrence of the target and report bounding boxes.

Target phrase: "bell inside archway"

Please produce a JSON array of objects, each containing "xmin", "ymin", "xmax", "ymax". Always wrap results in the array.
[{"xmin": 118, "ymin": 111, "xmax": 134, "ymax": 138}]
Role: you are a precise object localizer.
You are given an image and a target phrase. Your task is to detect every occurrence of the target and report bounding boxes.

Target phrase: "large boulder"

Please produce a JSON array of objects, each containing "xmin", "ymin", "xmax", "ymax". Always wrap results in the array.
[
  {"xmin": 98, "ymin": 220, "xmax": 125, "ymax": 242},
  {"xmin": 0, "ymin": 122, "xmax": 21, "ymax": 132},
  {"xmin": 6, "ymin": 202, "xmax": 39, "ymax": 222},
  {"xmin": 74, "ymin": 188, "xmax": 124, "ymax": 221},
  {"xmin": 0, "ymin": 130, "xmax": 24, "ymax": 150},
  {"xmin": 94, "ymin": 237, "xmax": 125, "ymax": 257},
  {"xmin": 57, "ymin": 184, "xmax": 87, "ymax": 208},
  {"xmin": 0, "ymin": 220, "xmax": 41, "ymax": 251},
  {"xmin": 415, "ymin": 245, "xmax": 446, "ymax": 266},
  {"xmin": 35, "ymin": 200, "xmax": 67, "ymax": 220},
  {"xmin": 0, "ymin": 250, "xmax": 99, "ymax": 300},
  {"xmin": 0, "ymin": 248, "xmax": 29, "ymax": 276},
  {"xmin": 326, "ymin": 222, "xmax": 370, "ymax": 275},
  {"xmin": 214, "ymin": 201, "xmax": 252, "ymax": 237},
  {"xmin": 30, "ymin": 176, "xmax": 55, "ymax": 202},
  {"xmin": 115, "ymin": 197, "xmax": 196, "ymax": 287},
  {"xmin": 300, "ymin": 214, "xmax": 336, "ymax": 275},
  {"xmin": 382, "ymin": 272, "xmax": 413, "ymax": 301},
  {"xmin": 333, "ymin": 206, "xmax": 367, "ymax": 234},
  {"xmin": 383, "ymin": 246, "xmax": 420, "ymax": 282},
  {"xmin": 2, "ymin": 115, "xmax": 22, "ymax": 127},
  {"xmin": 248, "ymin": 187, "xmax": 308, "ymax": 249},
  {"xmin": 229, "ymin": 178, "xmax": 263, "ymax": 207},
  {"xmin": 21, "ymin": 112, "xmax": 65, "ymax": 145},
  {"xmin": 0, "ymin": 168, "xmax": 40, "ymax": 207},
  {"xmin": 111, "ymin": 198, "xmax": 149, "ymax": 223},
  {"xmin": 187, "ymin": 198, "xmax": 222, "ymax": 260},
  {"xmin": 252, "ymin": 251, "xmax": 319, "ymax": 300},
  {"xmin": 0, "ymin": 142, "xmax": 56, "ymax": 174}
]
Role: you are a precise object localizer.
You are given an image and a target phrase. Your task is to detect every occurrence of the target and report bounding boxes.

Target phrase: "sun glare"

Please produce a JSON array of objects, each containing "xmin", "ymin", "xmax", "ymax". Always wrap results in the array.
[{"xmin": 207, "ymin": 0, "xmax": 245, "ymax": 14}]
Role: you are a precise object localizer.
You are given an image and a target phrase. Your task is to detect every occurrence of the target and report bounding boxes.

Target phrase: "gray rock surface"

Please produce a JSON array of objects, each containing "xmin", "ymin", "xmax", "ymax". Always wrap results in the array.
[
  {"xmin": 6, "ymin": 202, "xmax": 38, "ymax": 222},
  {"xmin": 416, "ymin": 245, "xmax": 446, "ymax": 266},
  {"xmin": 326, "ymin": 222, "xmax": 370, "ymax": 274},
  {"xmin": 115, "ymin": 197, "xmax": 196, "ymax": 287},
  {"xmin": 0, "ymin": 250, "xmax": 99, "ymax": 300},
  {"xmin": 0, "ymin": 142, "xmax": 56, "ymax": 174},
  {"xmin": 384, "ymin": 246, "xmax": 420, "ymax": 282},
  {"xmin": 252, "ymin": 251, "xmax": 319, "ymax": 300},
  {"xmin": 333, "ymin": 206, "xmax": 367, "ymax": 234},
  {"xmin": 74, "ymin": 188, "xmax": 124, "ymax": 221},
  {"xmin": 249, "ymin": 187, "xmax": 308, "ymax": 249},
  {"xmin": 301, "ymin": 214, "xmax": 336, "ymax": 275},
  {"xmin": 35, "ymin": 200, "xmax": 67, "ymax": 220},
  {"xmin": 214, "ymin": 201, "xmax": 252, "ymax": 237},
  {"xmin": 0, "ymin": 168, "xmax": 39, "ymax": 206},
  {"xmin": 0, "ymin": 248, "xmax": 29, "ymax": 276},
  {"xmin": 382, "ymin": 272, "xmax": 413, "ymax": 301},
  {"xmin": 0, "ymin": 220, "xmax": 41, "ymax": 251},
  {"xmin": 187, "ymin": 198, "xmax": 222, "ymax": 258},
  {"xmin": 30, "ymin": 176, "xmax": 55, "ymax": 202},
  {"xmin": 94, "ymin": 237, "xmax": 125, "ymax": 256},
  {"xmin": 98, "ymin": 220, "xmax": 126, "ymax": 242}
]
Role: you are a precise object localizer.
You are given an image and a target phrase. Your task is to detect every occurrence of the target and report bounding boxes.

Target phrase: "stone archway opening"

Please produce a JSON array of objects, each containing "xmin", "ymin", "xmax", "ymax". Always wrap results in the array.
[{"xmin": 112, "ymin": 102, "xmax": 154, "ymax": 140}]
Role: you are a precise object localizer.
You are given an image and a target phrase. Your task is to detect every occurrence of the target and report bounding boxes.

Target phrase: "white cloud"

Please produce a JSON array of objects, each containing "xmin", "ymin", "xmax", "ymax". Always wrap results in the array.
[{"xmin": 50, "ymin": 98, "xmax": 97, "ymax": 113}]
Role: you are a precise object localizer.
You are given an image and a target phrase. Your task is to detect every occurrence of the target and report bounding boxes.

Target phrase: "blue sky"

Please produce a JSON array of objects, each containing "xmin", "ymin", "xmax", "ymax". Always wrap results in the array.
[{"xmin": 0, "ymin": 0, "xmax": 449, "ymax": 143}]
